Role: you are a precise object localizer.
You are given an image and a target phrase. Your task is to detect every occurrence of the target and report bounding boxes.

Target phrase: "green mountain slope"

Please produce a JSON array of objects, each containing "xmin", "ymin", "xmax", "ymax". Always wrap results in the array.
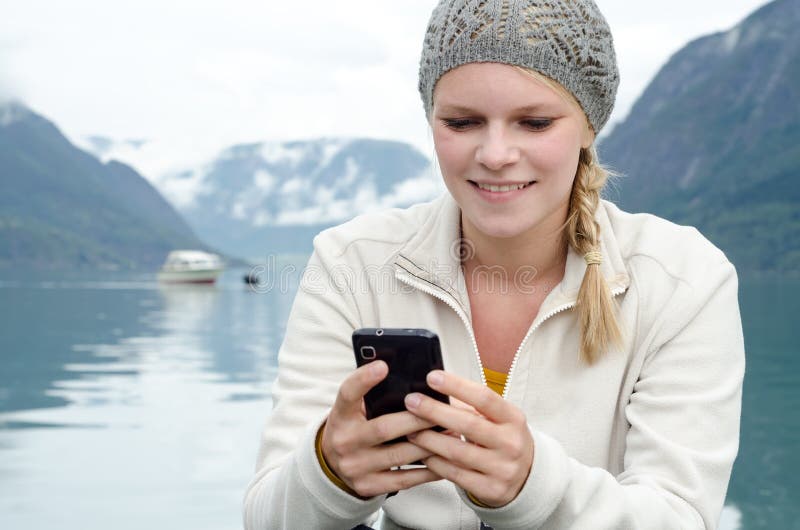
[
  {"xmin": 0, "ymin": 102, "xmax": 207, "ymax": 269},
  {"xmin": 599, "ymin": 0, "xmax": 800, "ymax": 274}
]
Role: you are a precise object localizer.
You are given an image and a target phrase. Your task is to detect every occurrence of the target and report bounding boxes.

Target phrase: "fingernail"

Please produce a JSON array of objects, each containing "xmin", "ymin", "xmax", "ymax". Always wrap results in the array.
[
  {"xmin": 405, "ymin": 393, "xmax": 421, "ymax": 409},
  {"xmin": 427, "ymin": 370, "xmax": 444, "ymax": 387}
]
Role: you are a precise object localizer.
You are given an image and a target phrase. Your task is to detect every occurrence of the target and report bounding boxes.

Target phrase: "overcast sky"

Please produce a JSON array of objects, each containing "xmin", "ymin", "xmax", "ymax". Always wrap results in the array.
[{"xmin": 1, "ymin": 0, "xmax": 771, "ymax": 176}]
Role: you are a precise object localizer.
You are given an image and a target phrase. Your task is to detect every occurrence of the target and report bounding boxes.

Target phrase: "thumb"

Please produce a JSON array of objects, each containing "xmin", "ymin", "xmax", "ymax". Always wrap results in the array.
[{"xmin": 333, "ymin": 360, "xmax": 388, "ymax": 416}]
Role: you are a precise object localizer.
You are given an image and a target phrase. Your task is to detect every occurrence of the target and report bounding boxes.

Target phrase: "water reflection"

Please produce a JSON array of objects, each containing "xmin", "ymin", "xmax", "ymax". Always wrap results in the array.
[
  {"xmin": 0, "ymin": 269, "xmax": 294, "ymax": 530},
  {"xmin": 0, "ymin": 282, "xmax": 155, "ymax": 414}
]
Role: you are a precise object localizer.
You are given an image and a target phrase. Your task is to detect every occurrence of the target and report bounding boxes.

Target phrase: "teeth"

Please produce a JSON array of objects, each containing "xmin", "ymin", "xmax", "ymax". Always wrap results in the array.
[{"xmin": 476, "ymin": 182, "xmax": 531, "ymax": 192}]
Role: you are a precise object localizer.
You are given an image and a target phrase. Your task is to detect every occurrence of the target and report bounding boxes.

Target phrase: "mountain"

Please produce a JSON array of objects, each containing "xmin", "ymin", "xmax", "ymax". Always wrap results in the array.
[
  {"xmin": 0, "ymin": 102, "xmax": 208, "ymax": 269},
  {"xmin": 599, "ymin": 0, "xmax": 800, "ymax": 275},
  {"xmin": 169, "ymin": 138, "xmax": 441, "ymax": 258}
]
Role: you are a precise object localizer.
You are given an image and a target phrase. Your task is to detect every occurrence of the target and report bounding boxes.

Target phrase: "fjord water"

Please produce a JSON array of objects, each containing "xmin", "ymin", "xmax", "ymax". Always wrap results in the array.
[{"xmin": 0, "ymin": 264, "xmax": 797, "ymax": 529}]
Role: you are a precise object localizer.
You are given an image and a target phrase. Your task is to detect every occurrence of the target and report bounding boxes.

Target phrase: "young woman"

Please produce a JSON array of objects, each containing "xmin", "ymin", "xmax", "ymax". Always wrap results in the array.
[{"xmin": 244, "ymin": 1, "xmax": 745, "ymax": 529}]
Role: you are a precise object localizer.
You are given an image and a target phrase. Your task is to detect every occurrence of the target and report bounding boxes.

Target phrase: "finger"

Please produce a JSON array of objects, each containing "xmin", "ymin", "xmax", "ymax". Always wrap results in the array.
[
  {"xmin": 422, "ymin": 455, "xmax": 491, "ymax": 503},
  {"xmin": 351, "ymin": 468, "xmax": 442, "ymax": 499},
  {"xmin": 407, "ymin": 429, "xmax": 494, "ymax": 474},
  {"xmin": 449, "ymin": 396, "xmax": 480, "ymax": 416},
  {"xmin": 405, "ymin": 392, "xmax": 496, "ymax": 447},
  {"xmin": 362, "ymin": 410, "xmax": 435, "ymax": 446},
  {"xmin": 333, "ymin": 360, "xmax": 388, "ymax": 415},
  {"xmin": 338, "ymin": 440, "xmax": 435, "ymax": 479},
  {"xmin": 426, "ymin": 370, "xmax": 519, "ymax": 423},
  {"xmin": 371, "ymin": 441, "xmax": 436, "ymax": 472}
]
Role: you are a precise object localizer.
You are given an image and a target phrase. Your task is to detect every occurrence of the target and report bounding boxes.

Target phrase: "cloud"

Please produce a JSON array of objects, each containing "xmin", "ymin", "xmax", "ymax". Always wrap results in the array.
[
  {"xmin": 0, "ymin": 83, "xmax": 18, "ymax": 104},
  {"xmin": 0, "ymin": 39, "xmax": 22, "ymax": 103},
  {"xmin": 379, "ymin": 169, "xmax": 446, "ymax": 209},
  {"xmin": 0, "ymin": 0, "xmax": 771, "ymax": 169}
]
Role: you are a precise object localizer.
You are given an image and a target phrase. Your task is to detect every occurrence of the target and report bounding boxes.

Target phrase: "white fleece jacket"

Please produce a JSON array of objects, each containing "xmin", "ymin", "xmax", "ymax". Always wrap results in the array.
[{"xmin": 243, "ymin": 193, "xmax": 745, "ymax": 530}]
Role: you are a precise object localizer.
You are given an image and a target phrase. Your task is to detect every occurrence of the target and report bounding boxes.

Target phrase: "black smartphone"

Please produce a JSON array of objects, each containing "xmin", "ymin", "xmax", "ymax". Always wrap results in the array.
[{"xmin": 352, "ymin": 328, "xmax": 449, "ymax": 443}]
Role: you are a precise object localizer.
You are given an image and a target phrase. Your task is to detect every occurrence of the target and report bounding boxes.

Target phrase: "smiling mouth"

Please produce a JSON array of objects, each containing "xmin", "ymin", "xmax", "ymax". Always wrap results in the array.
[{"xmin": 468, "ymin": 180, "xmax": 536, "ymax": 192}]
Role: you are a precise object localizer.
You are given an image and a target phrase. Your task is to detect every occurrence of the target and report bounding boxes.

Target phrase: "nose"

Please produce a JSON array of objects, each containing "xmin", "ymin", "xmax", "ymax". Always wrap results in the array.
[{"xmin": 475, "ymin": 124, "xmax": 521, "ymax": 170}]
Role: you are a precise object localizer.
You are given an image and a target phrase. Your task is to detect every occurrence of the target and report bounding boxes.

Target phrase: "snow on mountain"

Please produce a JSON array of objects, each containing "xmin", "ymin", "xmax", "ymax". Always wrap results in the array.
[
  {"xmin": 206, "ymin": 138, "xmax": 440, "ymax": 226},
  {"xmin": 180, "ymin": 137, "xmax": 441, "ymax": 257},
  {"xmin": 80, "ymin": 134, "xmax": 442, "ymax": 257}
]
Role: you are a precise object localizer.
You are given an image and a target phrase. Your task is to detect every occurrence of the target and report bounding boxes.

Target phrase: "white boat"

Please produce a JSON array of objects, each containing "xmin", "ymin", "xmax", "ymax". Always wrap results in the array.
[{"xmin": 157, "ymin": 250, "xmax": 224, "ymax": 284}]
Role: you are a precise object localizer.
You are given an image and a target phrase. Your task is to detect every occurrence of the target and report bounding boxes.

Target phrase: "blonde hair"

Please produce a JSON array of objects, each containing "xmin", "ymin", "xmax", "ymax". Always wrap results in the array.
[
  {"xmin": 516, "ymin": 67, "xmax": 624, "ymax": 364},
  {"xmin": 566, "ymin": 146, "xmax": 624, "ymax": 364}
]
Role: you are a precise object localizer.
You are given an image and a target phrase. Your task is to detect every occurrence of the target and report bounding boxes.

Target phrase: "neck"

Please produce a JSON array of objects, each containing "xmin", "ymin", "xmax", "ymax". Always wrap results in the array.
[{"xmin": 460, "ymin": 211, "xmax": 570, "ymax": 292}]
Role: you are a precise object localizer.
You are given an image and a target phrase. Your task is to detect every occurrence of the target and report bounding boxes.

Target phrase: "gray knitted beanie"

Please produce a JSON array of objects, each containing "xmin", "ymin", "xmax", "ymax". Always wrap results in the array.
[{"xmin": 418, "ymin": 0, "xmax": 619, "ymax": 133}]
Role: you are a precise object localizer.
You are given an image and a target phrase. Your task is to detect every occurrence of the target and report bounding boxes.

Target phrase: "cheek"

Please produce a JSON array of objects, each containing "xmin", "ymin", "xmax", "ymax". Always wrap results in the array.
[
  {"xmin": 433, "ymin": 130, "xmax": 471, "ymax": 179},
  {"xmin": 528, "ymin": 132, "xmax": 581, "ymax": 178}
]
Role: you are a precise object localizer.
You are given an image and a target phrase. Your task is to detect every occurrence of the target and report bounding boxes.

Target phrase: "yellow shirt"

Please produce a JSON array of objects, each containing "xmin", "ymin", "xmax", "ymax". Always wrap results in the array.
[{"xmin": 483, "ymin": 367, "xmax": 508, "ymax": 396}]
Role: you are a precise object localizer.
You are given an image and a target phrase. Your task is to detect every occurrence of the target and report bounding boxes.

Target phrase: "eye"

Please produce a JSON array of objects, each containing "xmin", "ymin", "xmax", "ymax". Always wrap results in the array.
[
  {"xmin": 521, "ymin": 118, "xmax": 553, "ymax": 131},
  {"xmin": 442, "ymin": 118, "xmax": 479, "ymax": 130}
]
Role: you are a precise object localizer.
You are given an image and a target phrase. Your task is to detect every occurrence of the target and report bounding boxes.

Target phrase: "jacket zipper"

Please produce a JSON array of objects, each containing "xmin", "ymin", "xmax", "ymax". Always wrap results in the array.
[
  {"xmin": 396, "ymin": 269, "xmax": 627, "ymax": 400},
  {"xmin": 502, "ymin": 302, "xmax": 574, "ymax": 399},
  {"xmin": 395, "ymin": 271, "xmax": 487, "ymax": 386},
  {"xmin": 502, "ymin": 284, "xmax": 628, "ymax": 399}
]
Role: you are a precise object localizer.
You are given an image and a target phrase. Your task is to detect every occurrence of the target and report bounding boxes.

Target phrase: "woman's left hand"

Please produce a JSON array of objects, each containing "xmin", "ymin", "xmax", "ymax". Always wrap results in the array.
[{"xmin": 404, "ymin": 370, "xmax": 534, "ymax": 508}]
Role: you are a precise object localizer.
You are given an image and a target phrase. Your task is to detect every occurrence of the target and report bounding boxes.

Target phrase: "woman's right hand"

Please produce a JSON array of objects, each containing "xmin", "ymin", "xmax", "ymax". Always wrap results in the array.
[{"xmin": 320, "ymin": 360, "xmax": 442, "ymax": 498}]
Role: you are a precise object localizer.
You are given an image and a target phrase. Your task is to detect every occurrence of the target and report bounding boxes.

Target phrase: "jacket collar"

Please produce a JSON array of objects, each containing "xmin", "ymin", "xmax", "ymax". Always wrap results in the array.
[{"xmin": 394, "ymin": 193, "xmax": 630, "ymax": 314}]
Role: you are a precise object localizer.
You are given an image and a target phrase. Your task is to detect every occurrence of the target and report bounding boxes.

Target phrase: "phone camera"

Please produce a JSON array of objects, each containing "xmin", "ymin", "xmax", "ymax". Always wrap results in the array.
[
  {"xmin": 375, "ymin": 328, "xmax": 384, "ymax": 336},
  {"xmin": 360, "ymin": 346, "xmax": 377, "ymax": 360}
]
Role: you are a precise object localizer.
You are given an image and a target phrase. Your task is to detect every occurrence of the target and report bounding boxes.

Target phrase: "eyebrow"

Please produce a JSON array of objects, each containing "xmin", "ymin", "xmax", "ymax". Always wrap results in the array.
[{"xmin": 435, "ymin": 104, "xmax": 550, "ymax": 114}]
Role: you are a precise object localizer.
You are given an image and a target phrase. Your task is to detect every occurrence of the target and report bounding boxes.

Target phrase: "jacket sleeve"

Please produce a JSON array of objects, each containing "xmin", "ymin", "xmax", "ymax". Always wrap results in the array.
[
  {"xmin": 458, "ymin": 259, "xmax": 745, "ymax": 529},
  {"xmin": 242, "ymin": 240, "xmax": 384, "ymax": 529}
]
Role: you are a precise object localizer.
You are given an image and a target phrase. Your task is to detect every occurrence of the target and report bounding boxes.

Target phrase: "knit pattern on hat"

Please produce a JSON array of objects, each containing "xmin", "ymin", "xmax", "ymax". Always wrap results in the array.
[{"xmin": 418, "ymin": 0, "xmax": 619, "ymax": 133}]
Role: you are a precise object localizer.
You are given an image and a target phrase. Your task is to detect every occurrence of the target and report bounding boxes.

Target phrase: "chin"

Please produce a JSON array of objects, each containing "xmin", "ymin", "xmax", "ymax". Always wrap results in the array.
[{"xmin": 464, "ymin": 212, "xmax": 534, "ymax": 240}]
